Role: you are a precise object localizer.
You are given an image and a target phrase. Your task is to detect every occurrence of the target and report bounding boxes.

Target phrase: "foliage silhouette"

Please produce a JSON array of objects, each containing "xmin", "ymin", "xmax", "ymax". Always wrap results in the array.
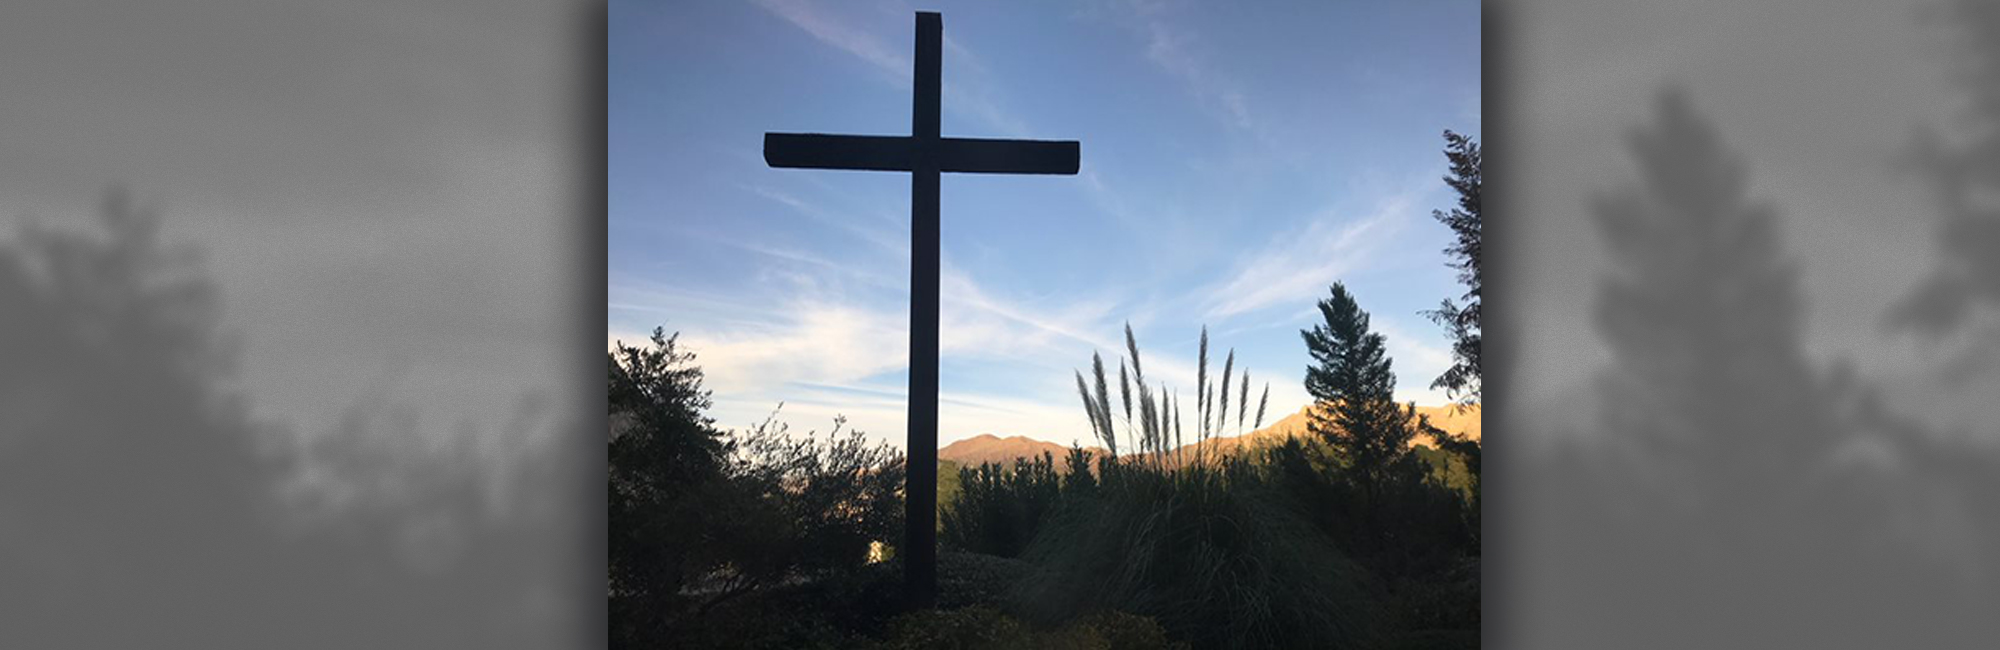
[
  {"xmin": 1301, "ymin": 281, "xmax": 1427, "ymax": 501},
  {"xmin": 607, "ymin": 331, "xmax": 907, "ymax": 648},
  {"xmin": 606, "ymin": 328, "xmax": 728, "ymax": 641},
  {"xmin": 1422, "ymin": 130, "xmax": 1482, "ymax": 408},
  {"xmin": 1258, "ymin": 430, "xmax": 1477, "ymax": 635},
  {"xmin": 1011, "ymin": 456, "xmax": 1381, "ymax": 650},
  {"xmin": 868, "ymin": 605, "xmax": 1185, "ymax": 650},
  {"xmin": 1027, "ymin": 316, "xmax": 1478, "ymax": 648},
  {"xmin": 940, "ymin": 452, "xmax": 1063, "ymax": 558}
]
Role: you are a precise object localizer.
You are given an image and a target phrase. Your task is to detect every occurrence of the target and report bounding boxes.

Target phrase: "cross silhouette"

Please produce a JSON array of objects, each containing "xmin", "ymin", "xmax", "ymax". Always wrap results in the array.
[{"xmin": 763, "ymin": 11, "xmax": 1079, "ymax": 609}]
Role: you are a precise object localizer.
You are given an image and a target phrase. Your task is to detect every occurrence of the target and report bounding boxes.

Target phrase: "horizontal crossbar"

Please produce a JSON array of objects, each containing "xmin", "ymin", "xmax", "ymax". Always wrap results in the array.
[
  {"xmin": 765, "ymin": 133, "xmax": 1079, "ymax": 175},
  {"xmin": 940, "ymin": 138, "xmax": 1079, "ymax": 175},
  {"xmin": 765, "ymin": 134, "xmax": 912, "ymax": 171}
]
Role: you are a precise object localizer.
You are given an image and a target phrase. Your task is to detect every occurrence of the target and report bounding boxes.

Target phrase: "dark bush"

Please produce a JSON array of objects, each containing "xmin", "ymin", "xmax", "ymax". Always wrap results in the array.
[
  {"xmin": 940, "ymin": 452, "xmax": 1062, "ymax": 557},
  {"xmin": 687, "ymin": 559, "xmax": 905, "ymax": 650},
  {"xmin": 608, "ymin": 330, "xmax": 906, "ymax": 649},
  {"xmin": 1013, "ymin": 457, "xmax": 1381, "ymax": 650},
  {"xmin": 938, "ymin": 549, "xmax": 1034, "ymax": 610},
  {"xmin": 869, "ymin": 605, "xmax": 1185, "ymax": 650},
  {"xmin": 868, "ymin": 606, "xmax": 1034, "ymax": 650},
  {"xmin": 1045, "ymin": 610, "xmax": 1191, "ymax": 650}
]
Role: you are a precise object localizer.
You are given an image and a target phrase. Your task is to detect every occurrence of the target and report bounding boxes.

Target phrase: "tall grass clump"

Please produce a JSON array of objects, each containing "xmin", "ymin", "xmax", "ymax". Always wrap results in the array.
[
  {"xmin": 1011, "ymin": 458, "xmax": 1380, "ymax": 649},
  {"xmin": 1074, "ymin": 324, "xmax": 1274, "ymax": 468},
  {"xmin": 1034, "ymin": 326, "xmax": 1380, "ymax": 648}
]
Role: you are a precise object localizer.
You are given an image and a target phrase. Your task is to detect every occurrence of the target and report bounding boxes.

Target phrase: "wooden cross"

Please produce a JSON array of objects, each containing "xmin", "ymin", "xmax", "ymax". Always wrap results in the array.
[{"xmin": 763, "ymin": 11, "xmax": 1079, "ymax": 609}]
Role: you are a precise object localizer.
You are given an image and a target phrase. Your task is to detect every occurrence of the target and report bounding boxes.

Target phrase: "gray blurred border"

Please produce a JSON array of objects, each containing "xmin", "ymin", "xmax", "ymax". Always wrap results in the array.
[
  {"xmin": 0, "ymin": 1, "xmax": 605, "ymax": 647},
  {"xmin": 1489, "ymin": 0, "xmax": 2000, "ymax": 647}
]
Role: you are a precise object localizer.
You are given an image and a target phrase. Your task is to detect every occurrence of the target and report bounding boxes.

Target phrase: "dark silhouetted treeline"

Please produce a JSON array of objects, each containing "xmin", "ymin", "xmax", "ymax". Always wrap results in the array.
[{"xmin": 607, "ymin": 330, "xmax": 907, "ymax": 648}]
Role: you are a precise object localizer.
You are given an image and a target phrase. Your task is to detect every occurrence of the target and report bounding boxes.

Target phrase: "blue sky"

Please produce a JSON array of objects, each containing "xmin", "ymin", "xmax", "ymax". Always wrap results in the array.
[{"xmin": 609, "ymin": 0, "xmax": 1480, "ymax": 450}]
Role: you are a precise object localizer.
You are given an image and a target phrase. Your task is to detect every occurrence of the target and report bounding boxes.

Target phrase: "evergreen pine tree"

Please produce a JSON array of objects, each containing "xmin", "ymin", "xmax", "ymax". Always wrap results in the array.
[
  {"xmin": 1423, "ymin": 130, "xmax": 1482, "ymax": 407},
  {"xmin": 1301, "ymin": 282, "xmax": 1417, "ymax": 497}
]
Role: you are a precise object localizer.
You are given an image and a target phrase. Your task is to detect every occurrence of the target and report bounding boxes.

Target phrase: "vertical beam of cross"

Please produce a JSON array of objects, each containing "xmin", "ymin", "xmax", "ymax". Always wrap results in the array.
[
  {"xmin": 762, "ymin": 11, "xmax": 1079, "ymax": 610},
  {"xmin": 906, "ymin": 10, "xmax": 943, "ymax": 612}
]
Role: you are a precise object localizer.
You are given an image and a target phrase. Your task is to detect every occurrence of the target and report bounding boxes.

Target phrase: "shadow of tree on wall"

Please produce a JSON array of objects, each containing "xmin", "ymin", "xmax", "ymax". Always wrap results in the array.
[
  {"xmin": 1891, "ymin": 1, "xmax": 2000, "ymax": 345},
  {"xmin": 1516, "ymin": 86, "xmax": 2000, "ymax": 649},
  {"xmin": 0, "ymin": 190, "xmax": 579, "ymax": 648}
]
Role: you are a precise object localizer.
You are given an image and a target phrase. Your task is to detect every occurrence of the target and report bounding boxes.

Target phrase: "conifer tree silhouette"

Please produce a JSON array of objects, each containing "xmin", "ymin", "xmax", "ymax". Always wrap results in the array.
[
  {"xmin": 1301, "ymin": 281, "xmax": 1418, "ymax": 499},
  {"xmin": 1424, "ymin": 130, "xmax": 1482, "ymax": 407}
]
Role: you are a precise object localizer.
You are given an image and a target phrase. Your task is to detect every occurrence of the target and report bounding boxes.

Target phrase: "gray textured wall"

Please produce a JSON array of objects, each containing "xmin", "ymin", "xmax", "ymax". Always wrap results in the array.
[
  {"xmin": 1488, "ymin": 0, "xmax": 2000, "ymax": 647},
  {"xmin": 0, "ymin": 1, "xmax": 603, "ymax": 647}
]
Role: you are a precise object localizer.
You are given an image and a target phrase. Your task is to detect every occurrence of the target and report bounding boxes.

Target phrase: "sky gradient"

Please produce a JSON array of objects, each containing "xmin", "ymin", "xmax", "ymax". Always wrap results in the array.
[{"xmin": 610, "ymin": 0, "xmax": 1480, "ymax": 450}]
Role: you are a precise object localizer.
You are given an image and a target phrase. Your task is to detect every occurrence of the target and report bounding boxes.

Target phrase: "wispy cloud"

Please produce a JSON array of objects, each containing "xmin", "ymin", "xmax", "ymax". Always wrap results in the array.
[
  {"xmin": 1202, "ymin": 192, "xmax": 1415, "ymax": 320},
  {"xmin": 940, "ymin": 263, "xmax": 1293, "ymax": 424},
  {"xmin": 741, "ymin": 183, "xmax": 910, "ymax": 256},
  {"xmin": 633, "ymin": 250, "xmax": 1283, "ymax": 447},
  {"xmin": 750, "ymin": 0, "xmax": 911, "ymax": 83},
  {"xmin": 681, "ymin": 299, "xmax": 910, "ymax": 397},
  {"xmin": 610, "ymin": 276, "xmax": 789, "ymax": 325},
  {"xmin": 943, "ymin": 83, "xmax": 1035, "ymax": 138},
  {"xmin": 751, "ymin": 0, "xmax": 1036, "ymax": 138},
  {"xmin": 941, "ymin": 389, "xmax": 1106, "ymax": 448},
  {"xmin": 725, "ymin": 239, "xmax": 907, "ymax": 294},
  {"xmin": 940, "ymin": 258, "xmax": 1122, "ymax": 357},
  {"xmin": 1144, "ymin": 19, "xmax": 1250, "ymax": 130},
  {"xmin": 1094, "ymin": 0, "xmax": 1267, "ymax": 140},
  {"xmin": 1077, "ymin": 164, "xmax": 1149, "ymax": 232},
  {"xmin": 619, "ymin": 246, "xmax": 1363, "ymax": 450},
  {"xmin": 1372, "ymin": 316, "xmax": 1454, "ymax": 405}
]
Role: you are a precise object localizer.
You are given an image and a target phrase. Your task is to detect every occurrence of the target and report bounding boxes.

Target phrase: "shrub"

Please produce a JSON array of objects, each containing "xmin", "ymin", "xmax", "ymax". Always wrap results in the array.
[
  {"xmin": 1261, "ymin": 435, "xmax": 1475, "ymax": 572},
  {"xmin": 941, "ymin": 452, "xmax": 1062, "ymax": 557},
  {"xmin": 870, "ymin": 606, "xmax": 1185, "ymax": 650},
  {"xmin": 1012, "ymin": 457, "xmax": 1381, "ymax": 650},
  {"xmin": 1259, "ymin": 435, "xmax": 1479, "ymax": 643},
  {"xmin": 728, "ymin": 411, "xmax": 907, "ymax": 580},
  {"xmin": 869, "ymin": 606, "xmax": 1034, "ymax": 650},
  {"xmin": 937, "ymin": 458, "xmax": 963, "ymax": 528},
  {"xmin": 937, "ymin": 549, "xmax": 1034, "ymax": 610},
  {"xmin": 608, "ymin": 329, "xmax": 906, "ymax": 649},
  {"xmin": 1044, "ymin": 610, "xmax": 1191, "ymax": 650}
]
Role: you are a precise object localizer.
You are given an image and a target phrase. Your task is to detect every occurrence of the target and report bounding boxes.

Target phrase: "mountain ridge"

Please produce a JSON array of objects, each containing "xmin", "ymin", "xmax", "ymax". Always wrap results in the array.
[{"xmin": 939, "ymin": 403, "xmax": 1480, "ymax": 467}]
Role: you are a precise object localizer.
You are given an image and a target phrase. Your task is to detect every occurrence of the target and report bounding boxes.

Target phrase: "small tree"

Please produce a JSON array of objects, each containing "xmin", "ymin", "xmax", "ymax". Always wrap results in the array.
[
  {"xmin": 607, "ymin": 329, "xmax": 730, "ymax": 643},
  {"xmin": 1301, "ymin": 282, "xmax": 1418, "ymax": 499}
]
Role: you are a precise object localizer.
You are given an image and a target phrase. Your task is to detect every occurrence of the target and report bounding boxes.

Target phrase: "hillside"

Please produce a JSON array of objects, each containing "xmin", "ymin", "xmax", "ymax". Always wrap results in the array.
[
  {"xmin": 938, "ymin": 434, "xmax": 1105, "ymax": 468},
  {"xmin": 939, "ymin": 403, "xmax": 1480, "ymax": 467}
]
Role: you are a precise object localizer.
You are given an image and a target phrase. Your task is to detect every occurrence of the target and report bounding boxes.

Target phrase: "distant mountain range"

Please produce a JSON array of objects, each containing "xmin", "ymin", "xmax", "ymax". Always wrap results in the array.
[{"xmin": 939, "ymin": 403, "xmax": 1481, "ymax": 468}]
